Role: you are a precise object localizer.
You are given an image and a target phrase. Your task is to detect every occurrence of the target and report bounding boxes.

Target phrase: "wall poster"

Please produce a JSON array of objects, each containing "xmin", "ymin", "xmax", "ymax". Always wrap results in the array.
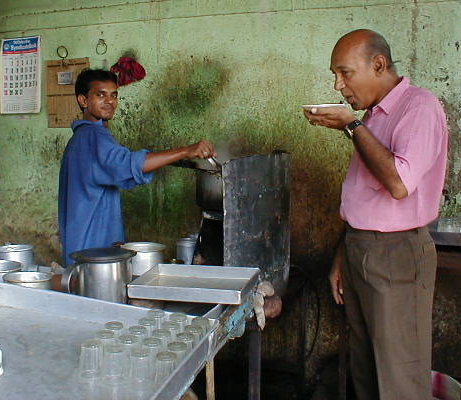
[{"xmin": 1, "ymin": 36, "xmax": 41, "ymax": 114}]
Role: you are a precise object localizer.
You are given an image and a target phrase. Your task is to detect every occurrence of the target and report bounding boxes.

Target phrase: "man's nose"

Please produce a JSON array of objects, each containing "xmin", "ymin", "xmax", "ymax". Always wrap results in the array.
[{"xmin": 334, "ymin": 76, "xmax": 345, "ymax": 91}]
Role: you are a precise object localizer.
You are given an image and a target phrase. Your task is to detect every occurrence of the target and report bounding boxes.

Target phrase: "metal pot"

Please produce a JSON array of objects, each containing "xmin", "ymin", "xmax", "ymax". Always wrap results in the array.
[
  {"xmin": 120, "ymin": 242, "xmax": 165, "ymax": 276},
  {"xmin": 196, "ymin": 170, "xmax": 223, "ymax": 211},
  {"xmin": 62, "ymin": 247, "xmax": 135, "ymax": 303},
  {"xmin": 0, "ymin": 260, "xmax": 22, "ymax": 281},
  {"xmin": 0, "ymin": 243, "xmax": 34, "ymax": 267},
  {"xmin": 3, "ymin": 271, "xmax": 52, "ymax": 290}
]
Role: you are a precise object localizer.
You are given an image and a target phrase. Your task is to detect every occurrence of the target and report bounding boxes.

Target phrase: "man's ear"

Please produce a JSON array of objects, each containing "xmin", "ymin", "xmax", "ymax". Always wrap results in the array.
[
  {"xmin": 372, "ymin": 54, "xmax": 387, "ymax": 74},
  {"xmin": 77, "ymin": 94, "xmax": 87, "ymax": 110}
]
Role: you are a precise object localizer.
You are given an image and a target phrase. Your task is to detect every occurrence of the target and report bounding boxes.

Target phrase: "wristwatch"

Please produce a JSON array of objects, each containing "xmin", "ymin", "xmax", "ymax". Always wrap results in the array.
[{"xmin": 343, "ymin": 120, "xmax": 363, "ymax": 139}]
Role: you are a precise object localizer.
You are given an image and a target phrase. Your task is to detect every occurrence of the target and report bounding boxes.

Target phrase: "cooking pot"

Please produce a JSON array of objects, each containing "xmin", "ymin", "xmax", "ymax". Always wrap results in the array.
[
  {"xmin": 0, "ymin": 260, "xmax": 22, "ymax": 281},
  {"xmin": 119, "ymin": 242, "xmax": 165, "ymax": 276},
  {"xmin": 62, "ymin": 247, "xmax": 135, "ymax": 303},
  {"xmin": 0, "ymin": 243, "xmax": 34, "ymax": 267},
  {"xmin": 196, "ymin": 170, "xmax": 223, "ymax": 211},
  {"xmin": 3, "ymin": 271, "xmax": 52, "ymax": 290}
]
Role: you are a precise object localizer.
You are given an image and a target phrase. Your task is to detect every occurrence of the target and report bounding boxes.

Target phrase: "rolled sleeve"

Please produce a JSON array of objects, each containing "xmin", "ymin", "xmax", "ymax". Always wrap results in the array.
[
  {"xmin": 392, "ymin": 101, "xmax": 443, "ymax": 196},
  {"xmin": 92, "ymin": 128, "xmax": 154, "ymax": 189}
]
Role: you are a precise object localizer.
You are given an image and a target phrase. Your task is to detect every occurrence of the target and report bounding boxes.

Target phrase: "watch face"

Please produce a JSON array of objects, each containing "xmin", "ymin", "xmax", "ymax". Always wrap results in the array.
[{"xmin": 343, "ymin": 127, "xmax": 353, "ymax": 139}]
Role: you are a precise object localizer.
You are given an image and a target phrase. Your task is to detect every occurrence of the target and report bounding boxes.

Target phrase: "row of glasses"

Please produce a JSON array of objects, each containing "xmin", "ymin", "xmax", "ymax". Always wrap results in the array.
[{"xmin": 78, "ymin": 310, "xmax": 212, "ymax": 391}]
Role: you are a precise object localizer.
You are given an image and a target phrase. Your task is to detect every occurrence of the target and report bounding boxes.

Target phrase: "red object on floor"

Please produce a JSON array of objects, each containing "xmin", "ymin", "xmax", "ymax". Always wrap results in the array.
[{"xmin": 110, "ymin": 57, "xmax": 146, "ymax": 86}]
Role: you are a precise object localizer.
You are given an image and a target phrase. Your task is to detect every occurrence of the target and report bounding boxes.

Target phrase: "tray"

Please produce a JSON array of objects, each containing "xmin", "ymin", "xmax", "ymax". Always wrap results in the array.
[
  {"xmin": 128, "ymin": 264, "xmax": 260, "ymax": 305},
  {"xmin": 0, "ymin": 282, "xmax": 219, "ymax": 400},
  {"xmin": 429, "ymin": 217, "xmax": 461, "ymax": 247}
]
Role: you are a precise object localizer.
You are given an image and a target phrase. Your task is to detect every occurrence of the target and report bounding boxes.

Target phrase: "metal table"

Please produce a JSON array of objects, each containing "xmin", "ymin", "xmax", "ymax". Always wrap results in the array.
[{"xmin": 0, "ymin": 283, "xmax": 255, "ymax": 400}]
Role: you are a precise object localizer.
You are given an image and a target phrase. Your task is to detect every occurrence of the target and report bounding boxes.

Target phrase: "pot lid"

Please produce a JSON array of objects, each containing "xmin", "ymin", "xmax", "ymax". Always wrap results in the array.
[
  {"xmin": 121, "ymin": 242, "xmax": 166, "ymax": 252},
  {"xmin": 0, "ymin": 244, "xmax": 33, "ymax": 252},
  {"xmin": 71, "ymin": 247, "xmax": 136, "ymax": 263}
]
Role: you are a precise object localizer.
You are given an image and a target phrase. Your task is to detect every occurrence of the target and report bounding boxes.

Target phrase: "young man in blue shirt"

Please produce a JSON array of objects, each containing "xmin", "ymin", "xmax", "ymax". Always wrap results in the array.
[{"xmin": 58, "ymin": 69, "xmax": 215, "ymax": 265}]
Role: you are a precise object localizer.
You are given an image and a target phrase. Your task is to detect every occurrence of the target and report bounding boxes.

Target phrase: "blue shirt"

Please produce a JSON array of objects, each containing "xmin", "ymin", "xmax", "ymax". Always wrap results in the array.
[{"xmin": 58, "ymin": 119, "xmax": 153, "ymax": 266}]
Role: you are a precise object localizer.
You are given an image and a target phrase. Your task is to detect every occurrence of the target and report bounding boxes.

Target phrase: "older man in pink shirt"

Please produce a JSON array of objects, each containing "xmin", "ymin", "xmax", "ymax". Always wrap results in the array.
[{"xmin": 305, "ymin": 29, "xmax": 448, "ymax": 400}]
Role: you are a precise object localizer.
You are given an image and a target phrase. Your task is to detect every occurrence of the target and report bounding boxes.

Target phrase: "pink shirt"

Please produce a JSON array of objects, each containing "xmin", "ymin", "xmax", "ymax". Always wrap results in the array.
[{"xmin": 340, "ymin": 77, "xmax": 448, "ymax": 232}]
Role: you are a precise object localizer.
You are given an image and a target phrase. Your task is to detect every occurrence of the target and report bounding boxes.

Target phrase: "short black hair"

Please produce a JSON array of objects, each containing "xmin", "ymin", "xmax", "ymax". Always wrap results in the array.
[{"xmin": 75, "ymin": 68, "xmax": 118, "ymax": 97}]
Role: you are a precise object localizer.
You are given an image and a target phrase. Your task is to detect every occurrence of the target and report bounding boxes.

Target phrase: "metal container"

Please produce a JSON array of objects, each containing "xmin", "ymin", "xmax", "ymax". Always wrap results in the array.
[
  {"xmin": 0, "ymin": 244, "xmax": 34, "ymax": 267},
  {"xmin": 3, "ymin": 271, "xmax": 52, "ymax": 290},
  {"xmin": 0, "ymin": 260, "xmax": 22, "ymax": 281},
  {"xmin": 62, "ymin": 247, "xmax": 135, "ymax": 303},
  {"xmin": 120, "ymin": 242, "xmax": 165, "ymax": 276},
  {"xmin": 196, "ymin": 170, "xmax": 223, "ymax": 211},
  {"xmin": 176, "ymin": 238, "xmax": 196, "ymax": 265}
]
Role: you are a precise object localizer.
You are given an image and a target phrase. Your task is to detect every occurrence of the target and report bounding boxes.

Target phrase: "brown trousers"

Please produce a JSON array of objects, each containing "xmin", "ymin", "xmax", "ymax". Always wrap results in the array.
[{"xmin": 343, "ymin": 225, "xmax": 437, "ymax": 400}]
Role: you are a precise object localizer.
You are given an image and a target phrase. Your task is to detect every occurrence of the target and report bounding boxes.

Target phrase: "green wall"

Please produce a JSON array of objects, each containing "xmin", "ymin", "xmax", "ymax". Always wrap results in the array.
[{"xmin": 1, "ymin": 0, "xmax": 461, "ymax": 392}]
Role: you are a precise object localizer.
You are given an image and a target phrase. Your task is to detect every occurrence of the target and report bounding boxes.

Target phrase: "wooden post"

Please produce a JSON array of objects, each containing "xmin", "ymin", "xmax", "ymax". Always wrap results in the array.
[{"xmin": 206, "ymin": 359, "xmax": 216, "ymax": 400}]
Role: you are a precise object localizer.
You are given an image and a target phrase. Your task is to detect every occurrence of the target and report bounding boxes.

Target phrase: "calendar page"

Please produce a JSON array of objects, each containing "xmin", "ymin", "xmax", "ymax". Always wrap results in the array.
[{"xmin": 1, "ymin": 36, "xmax": 41, "ymax": 114}]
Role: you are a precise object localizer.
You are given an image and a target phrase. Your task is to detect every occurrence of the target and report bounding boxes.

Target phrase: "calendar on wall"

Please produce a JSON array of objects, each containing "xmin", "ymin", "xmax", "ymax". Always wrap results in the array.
[{"xmin": 1, "ymin": 36, "xmax": 41, "ymax": 114}]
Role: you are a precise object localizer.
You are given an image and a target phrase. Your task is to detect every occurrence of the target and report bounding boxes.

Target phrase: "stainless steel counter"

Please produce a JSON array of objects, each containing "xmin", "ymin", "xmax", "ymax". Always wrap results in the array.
[{"xmin": 0, "ymin": 283, "xmax": 250, "ymax": 400}]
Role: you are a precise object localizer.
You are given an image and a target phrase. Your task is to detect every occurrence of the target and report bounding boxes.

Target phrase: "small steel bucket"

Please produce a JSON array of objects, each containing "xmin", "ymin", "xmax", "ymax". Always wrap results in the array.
[{"xmin": 3, "ymin": 271, "xmax": 52, "ymax": 290}]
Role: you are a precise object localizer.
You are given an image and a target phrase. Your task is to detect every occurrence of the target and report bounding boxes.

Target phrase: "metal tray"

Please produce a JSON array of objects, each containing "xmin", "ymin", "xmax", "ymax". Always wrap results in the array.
[
  {"xmin": 128, "ymin": 264, "xmax": 260, "ymax": 305},
  {"xmin": 429, "ymin": 217, "xmax": 461, "ymax": 247},
  {"xmin": 0, "ymin": 282, "xmax": 219, "ymax": 400}
]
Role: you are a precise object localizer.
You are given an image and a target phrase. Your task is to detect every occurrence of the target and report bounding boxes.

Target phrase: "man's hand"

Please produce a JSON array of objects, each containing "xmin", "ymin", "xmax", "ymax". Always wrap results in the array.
[
  {"xmin": 185, "ymin": 140, "xmax": 216, "ymax": 159},
  {"xmin": 303, "ymin": 106, "xmax": 356, "ymax": 130},
  {"xmin": 330, "ymin": 240, "xmax": 345, "ymax": 305}
]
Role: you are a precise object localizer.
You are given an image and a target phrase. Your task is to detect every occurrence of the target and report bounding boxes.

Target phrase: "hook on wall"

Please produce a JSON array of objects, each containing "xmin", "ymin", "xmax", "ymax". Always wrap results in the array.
[{"xmin": 96, "ymin": 39, "xmax": 107, "ymax": 55}]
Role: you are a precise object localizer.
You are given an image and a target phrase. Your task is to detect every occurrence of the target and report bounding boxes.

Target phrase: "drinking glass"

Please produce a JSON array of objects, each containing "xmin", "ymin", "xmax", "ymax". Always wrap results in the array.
[
  {"xmin": 129, "ymin": 348, "xmax": 152, "ymax": 389},
  {"xmin": 167, "ymin": 341, "xmax": 188, "ymax": 363},
  {"xmin": 142, "ymin": 337, "xmax": 162, "ymax": 373},
  {"xmin": 78, "ymin": 339, "xmax": 102, "ymax": 380},
  {"xmin": 147, "ymin": 309, "xmax": 165, "ymax": 329},
  {"xmin": 101, "ymin": 343, "xmax": 128, "ymax": 384},
  {"xmin": 154, "ymin": 351, "xmax": 177, "ymax": 387},
  {"xmin": 176, "ymin": 332, "xmax": 194, "ymax": 352},
  {"xmin": 128, "ymin": 325, "xmax": 148, "ymax": 342},
  {"xmin": 104, "ymin": 321, "xmax": 124, "ymax": 337},
  {"xmin": 169, "ymin": 312, "xmax": 188, "ymax": 330},
  {"xmin": 95, "ymin": 329, "xmax": 116, "ymax": 347},
  {"xmin": 191, "ymin": 317, "xmax": 210, "ymax": 333},
  {"xmin": 138, "ymin": 317, "xmax": 156, "ymax": 336},
  {"xmin": 184, "ymin": 325, "xmax": 203, "ymax": 345},
  {"xmin": 118, "ymin": 334, "xmax": 140, "ymax": 354},
  {"xmin": 151, "ymin": 329, "xmax": 172, "ymax": 350},
  {"xmin": 162, "ymin": 321, "xmax": 181, "ymax": 340}
]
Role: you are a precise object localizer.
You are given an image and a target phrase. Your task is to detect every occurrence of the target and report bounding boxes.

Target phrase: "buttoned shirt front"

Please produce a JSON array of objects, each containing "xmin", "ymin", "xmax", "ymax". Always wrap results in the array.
[{"xmin": 340, "ymin": 77, "xmax": 448, "ymax": 231}]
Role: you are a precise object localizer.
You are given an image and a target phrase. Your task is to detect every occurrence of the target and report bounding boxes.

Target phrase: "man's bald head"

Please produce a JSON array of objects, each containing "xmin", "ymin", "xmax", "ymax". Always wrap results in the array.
[{"xmin": 335, "ymin": 29, "xmax": 395, "ymax": 72}]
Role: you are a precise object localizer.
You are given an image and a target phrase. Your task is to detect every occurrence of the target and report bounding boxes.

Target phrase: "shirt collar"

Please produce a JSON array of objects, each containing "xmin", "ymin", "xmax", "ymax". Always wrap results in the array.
[
  {"xmin": 71, "ymin": 119, "xmax": 105, "ymax": 129},
  {"xmin": 369, "ymin": 76, "xmax": 410, "ymax": 116}
]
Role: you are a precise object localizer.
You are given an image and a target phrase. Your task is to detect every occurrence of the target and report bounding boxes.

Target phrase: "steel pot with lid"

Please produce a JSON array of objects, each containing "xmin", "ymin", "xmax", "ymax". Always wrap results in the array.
[
  {"xmin": 0, "ymin": 243, "xmax": 34, "ymax": 267},
  {"xmin": 119, "ymin": 242, "xmax": 166, "ymax": 276},
  {"xmin": 0, "ymin": 260, "xmax": 22, "ymax": 281},
  {"xmin": 61, "ymin": 247, "xmax": 136, "ymax": 303}
]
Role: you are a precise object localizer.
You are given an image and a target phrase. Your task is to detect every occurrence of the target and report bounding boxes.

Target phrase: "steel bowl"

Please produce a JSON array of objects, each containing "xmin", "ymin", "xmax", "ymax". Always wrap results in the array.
[{"xmin": 3, "ymin": 271, "xmax": 52, "ymax": 290}]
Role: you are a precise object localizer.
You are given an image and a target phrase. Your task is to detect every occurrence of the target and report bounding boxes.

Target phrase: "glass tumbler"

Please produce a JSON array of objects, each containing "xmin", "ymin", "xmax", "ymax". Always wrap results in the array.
[
  {"xmin": 151, "ymin": 329, "xmax": 172, "ymax": 350},
  {"xmin": 138, "ymin": 317, "xmax": 156, "ymax": 336},
  {"xmin": 78, "ymin": 339, "xmax": 103, "ymax": 380},
  {"xmin": 101, "ymin": 343, "xmax": 128, "ymax": 384},
  {"xmin": 169, "ymin": 312, "xmax": 188, "ymax": 330},
  {"xmin": 142, "ymin": 337, "xmax": 162, "ymax": 373},
  {"xmin": 191, "ymin": 317, "xmax": 210, "ymax": 333},
  {"xmin": 176, "ymin": 332, "xmax": 194, "ymax": 352},
  {"xmin": 147, "ymin": 309, "xmax": 165, "ymax": 329},
  {"xmin": 118, "ymin": 334, "xmax": 140, "ymax": 354},
  {"xmin": 167, "ymin": 341, "xmax": 188, "ymax": 363},
  {"xmin": 154, "ymin": 351, "xmax": 177, "ymax": 387},
  {"xmin": 104, "ymin": 321, "xmax": 124, "ymax": 337},
  {"xmin": 184, "ymin": 325, "xmax": 203, "ymax": 345},
  {"xmin": 128, "ymin": 325, "xmax": 148, "ymax": 342},
  {"xmin": 95, "ymin": 329, "xmax": 116, "ymax": 347},
  {"xmin": 161, "ymin": 321, "xmax": 181, "ymax": 340},
  {"xmin": 129, "ymin": 348, "xmax": 152, "ymax": 389}
]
